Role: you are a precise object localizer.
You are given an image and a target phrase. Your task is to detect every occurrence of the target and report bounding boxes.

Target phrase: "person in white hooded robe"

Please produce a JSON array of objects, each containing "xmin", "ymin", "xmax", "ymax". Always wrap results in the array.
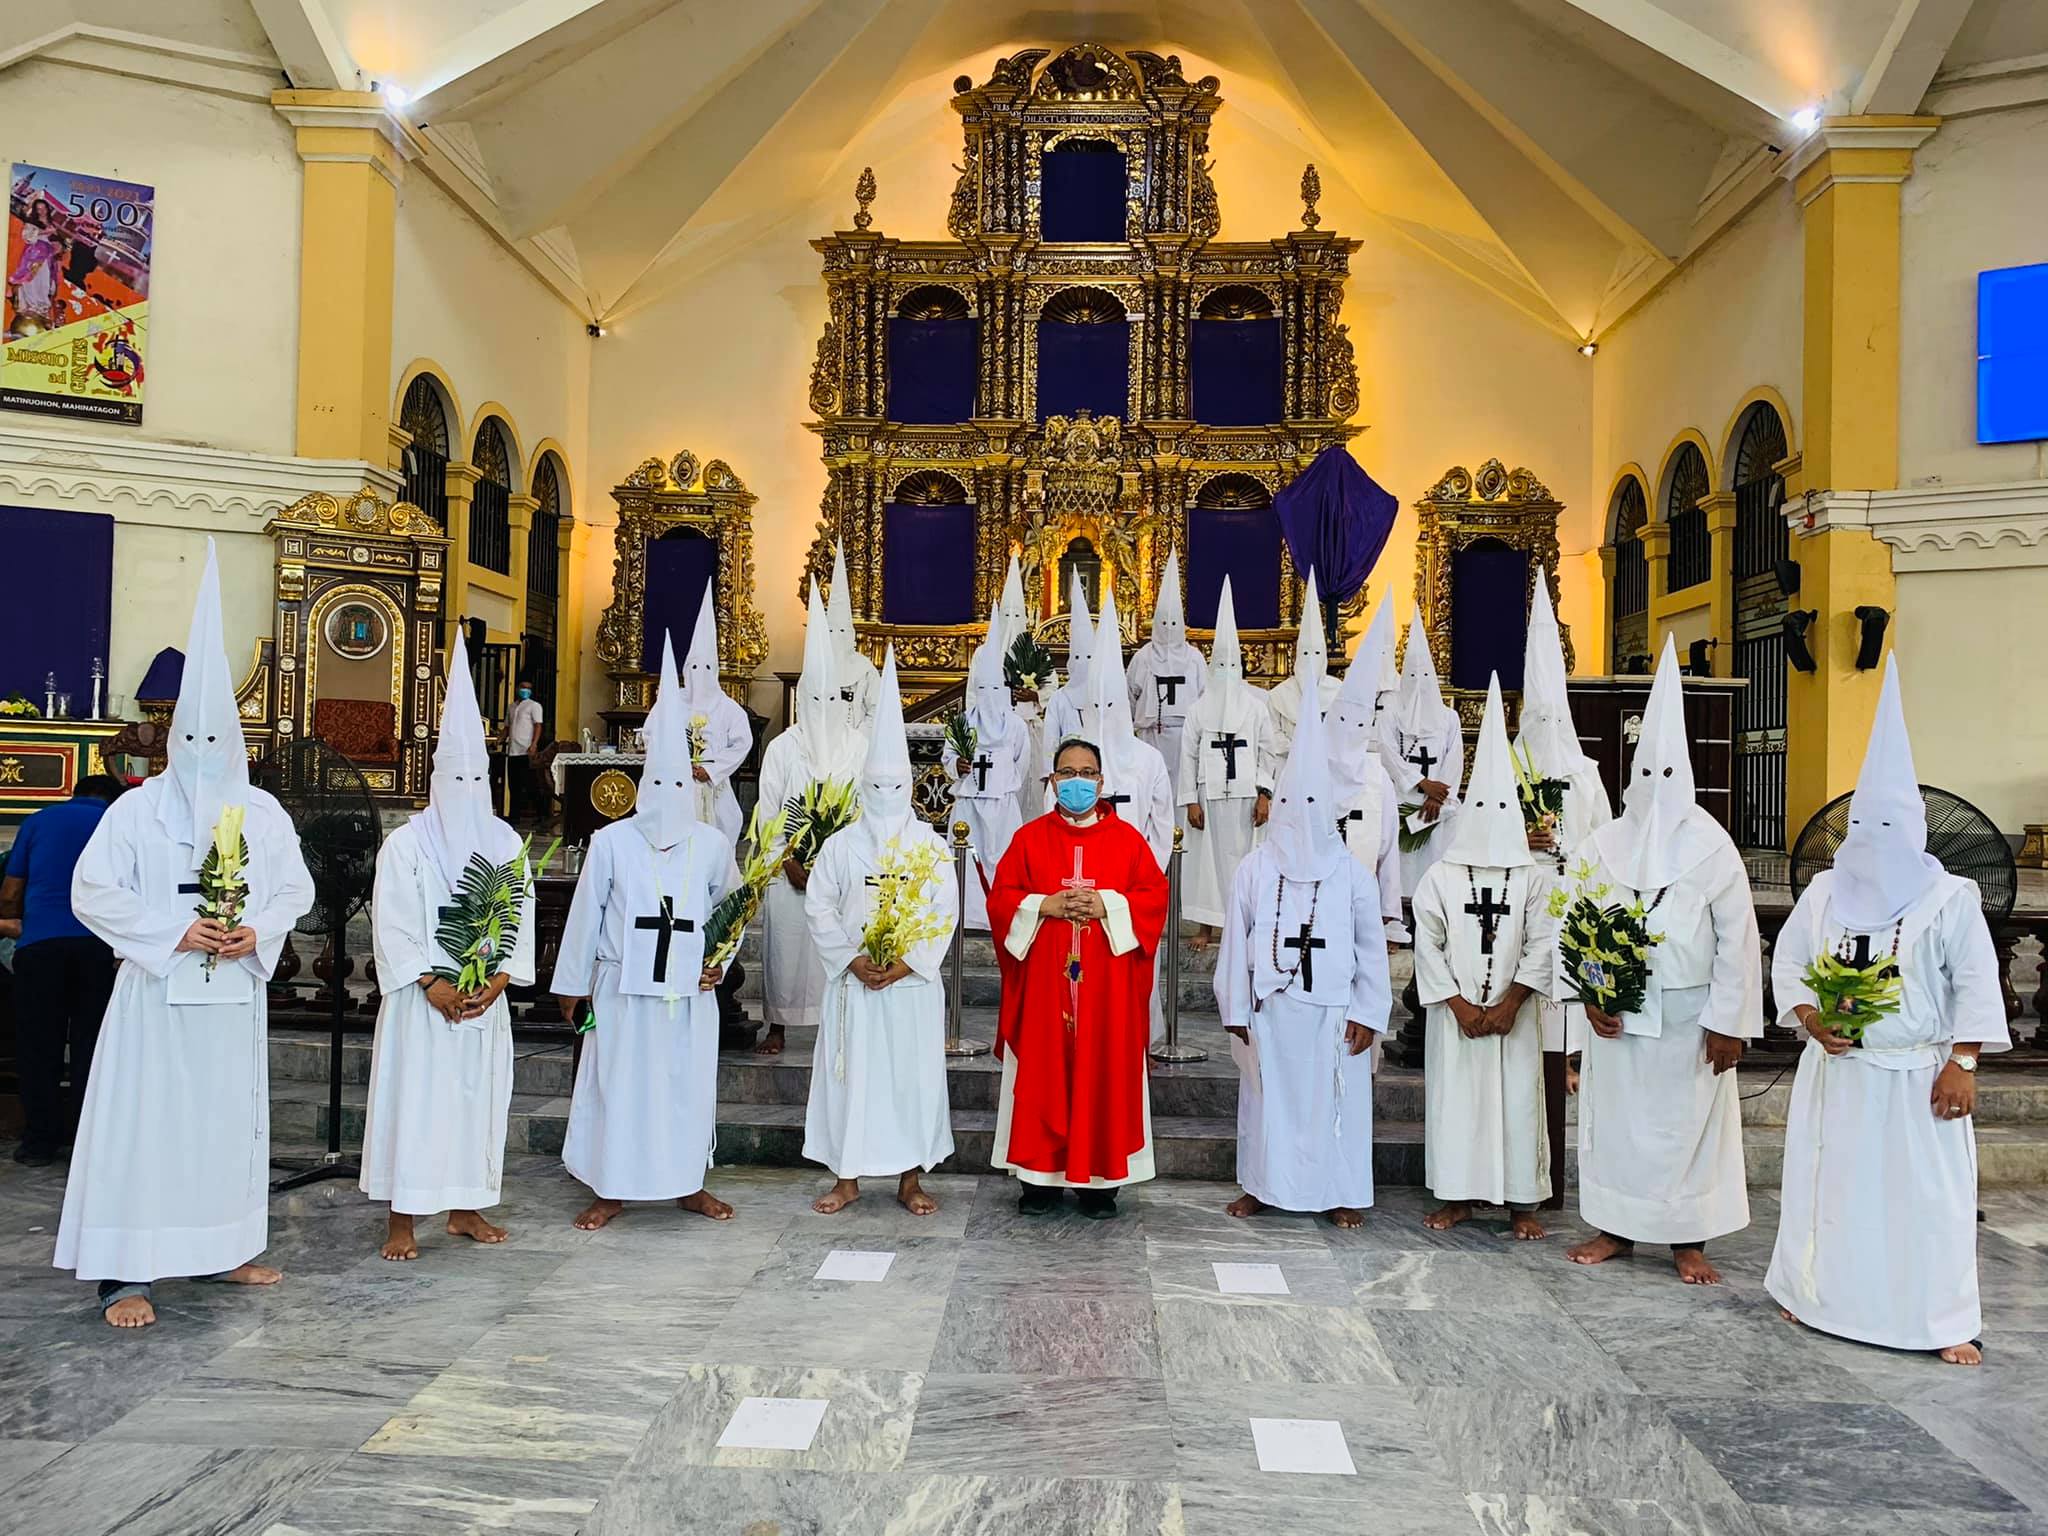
[
  {"xmin": 1127, "ymin": 549, "xmax": 1204, "ymax": 805},
  {"xmin": 824, "ymin": 542, "xmax": 881, "ymax": 731},
  {"xmin": 946, "ymin": 607, "xmax": 1031, "ymax": 932},
  {"xmin": 1326, "ymin": 599, "xmax": 1404, "ymax": 943},
  {"xmin": 1379, "ymin": 605, "xmax": 1464, "ymax": 899},
  {"xmin": 997, "ymin": 554, "xmax": 1052, "ymax": 769},
  {"xmin": 1218, "ymin": 694, "xmax": 1388, "ymax": 1227},
  {"xmin": 1040, "ymin": 572, "xmax": 1096, "ymax": 783},
  {"xmin": 1567, "ymin": 635, "xmax": 1760, "ymax": 1285},
  {"xmin": 1261, "ymin": 569, "xmax": 1342, "ymax": 781},
  {"xmin": 677, "ymin": 578, "xmax": 751, "ymax": 845},
  {"xmin": 1073, "ymin": 586, "xmax": 1175, "ymax": 868},
  {"xmin": 805, "ymin": 647, "xmax": 960, "ymax": 1215},
  {"xmin": 755, "ymin": 585, "xmax": 869, "ymax": 1055},
  {"xmin": 1413, "ymin": 677, "xmax": 1558, "ymax": 1239},
  {"xmin": 1766, "ymin": 656, "xmax": 2005, "ymax": 1365},
  {"xmin": 361, "ymin": 630, "xmax": 538, "ymax": 1261},
  {"xmin": 1179, "ymin": 578, "xmax": 1273, "ymax": 946},
  {"xmin": 1516, "ymin": 575, "xmax": 1613, "ymax": 1207},
  {"xmin": 552, "ymin": 636, "xmax": 740, "ymax": 1230},
  {"xmin": 57, "ymin": 540, "xmax": 314, "ymax": 1328}
]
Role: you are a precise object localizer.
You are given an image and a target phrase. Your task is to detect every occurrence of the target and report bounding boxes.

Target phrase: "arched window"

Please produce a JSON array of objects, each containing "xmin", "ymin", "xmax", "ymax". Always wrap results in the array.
[
  {"xmin": 887, "ymin": 285, "xmax": 977, "ymax": 425},
  {"xmin": 1664, "ymin": 442, "xmax": 1710, "ymax": 591},
  {"xmin": 1188, "ymin": 473, "xmax": 1280, "ymax": 629},
  {"xmin": 1058, "ymin": 536, "xmax": 1102, "ymax": 616},
  {"xmin": 470, "ymin": 419, "xmax": 513, "ymax": 576},
  {"xmin": 399, "ymin": 375, "xmax": 451, "ymax": 531},
  {"xmin": 1041, "ymin": 137, "xmax": 1125, "ymax": 242},
  {"xmin": 1192, "ymin": 285, "xmax": 1282, "ymax": 426},
  {"xmin": 882, "ymin": 470, "xmax": 976, "ymax": 624},
  {"xmin": 1037, "ymin": 286, "xmax": 1128, "ymax": 421},
  {"xmin": 524, "ymin": 455, "xmax": 564, "ymax": 720},
  {"xmin": 1610, "ymin": 478, "xmax": 1649, "ymax": 670},
  {"xmin": 1731, "ymin": 403, "xmax": 1791, "ymax": 850}
]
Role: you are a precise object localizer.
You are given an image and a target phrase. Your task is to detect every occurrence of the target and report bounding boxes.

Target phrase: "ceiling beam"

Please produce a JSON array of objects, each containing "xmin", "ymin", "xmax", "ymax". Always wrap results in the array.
[
  {"xmin": 1852, "ymin": 0, "xmax": 1979, "ymax": 115},
  {"xmin": 248, "ymin": 0, "xmax": 358, "ymax": 90},
  {"xmin": 408, "ymin": 0, "xmax": 672, "ymax": 120},
  {"xmin": 1549, "ymin": 0, "xmax": 1806, "ymax": 118}
]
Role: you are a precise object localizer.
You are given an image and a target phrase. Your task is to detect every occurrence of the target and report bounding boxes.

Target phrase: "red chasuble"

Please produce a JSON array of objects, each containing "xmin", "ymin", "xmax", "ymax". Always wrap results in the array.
[{"xmin": 989, "ymin": 809, "xmax": 1170, "ymax": 1184}]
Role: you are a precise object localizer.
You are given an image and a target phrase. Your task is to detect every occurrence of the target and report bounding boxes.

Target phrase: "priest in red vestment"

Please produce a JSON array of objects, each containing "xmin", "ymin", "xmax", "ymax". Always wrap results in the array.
[{"xmin": 989, "ymin": 737, "xmax": 1170, "ymax": 1217}]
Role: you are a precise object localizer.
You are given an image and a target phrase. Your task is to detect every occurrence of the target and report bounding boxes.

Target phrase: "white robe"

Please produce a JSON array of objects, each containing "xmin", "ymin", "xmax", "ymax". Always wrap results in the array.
[
  {"xmin": 1381, "ymin": 711, "xmax": 1465, "ymax": 899},
  {"xmin": 1218, "ymin": 848, "xmax": 1388, "ymax": 1212},
  {"xmin": 944, "ymin": 724, "xmax": 1030, "ymax": 933},
  {"xmin": 1533, "ymin": 764, "xmax": 1613, "ymax": 1052},
  {"xmin": 1412, "ymin": 860, "xmax": 1555, "ymax": 1207},
  {"xmin": 552, "ymin": 821, "xmax": 738, "ymax": 1200},
  {"xmin": 1765, "ymin": 872, "xmax": 2010, "ymax": 1351},
  {"xmin": 55, "ymin": 781, "xmax": 313, "ymax": 1282},
  {"xmin": 359, "ymin": 819, "xmax": 537, "ymax": 1215},
  {"xmin": 1260, "ymin": 674, "xmax": 1343, "ymax": 788},
  {"xmin": 1573, "ymin": 836, "xmax": 1761, "ymax": 1244},
  {"xmin": 802, "ymin": 821, "xmax": 959, "ymax": 1177},
  {"xmin": 1127, "ymin": 641, "xmax": 1204, "ymax": 805},
  {"xmin": 1336, "ymin": 755, "xmax": 1405, "ymax": 943},
  {"xmin": 838, "ymin": 655, "xmax": 881, "ymax": 732},
  {"xmin": 757, "ymin": 731, "xmax": 863, "ymax": 1029},
  {"xmin": 1177, "ymin": 690, "xmax": 1273, "ymax": 929},
  {"xmin": 1040, "ymin": 685, "xmax": 1087, "ymax": 779},
  {"xmin": 685, "ymin": 691, "xmax": 751, "ymax": 845}
]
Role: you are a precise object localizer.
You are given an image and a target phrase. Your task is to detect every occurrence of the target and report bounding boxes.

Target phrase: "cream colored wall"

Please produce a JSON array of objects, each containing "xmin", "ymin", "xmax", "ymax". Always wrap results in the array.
[
  {"xmin": 2, "ymin": 61, "xmax": 302, "ymax": 457},
  {"xmin": 110, "ymin": 525, "xmax": 274, "ymax": 707},
  {"xmin": 583, "ymin": 60, "xmax": 1593, "ymax": 725}
]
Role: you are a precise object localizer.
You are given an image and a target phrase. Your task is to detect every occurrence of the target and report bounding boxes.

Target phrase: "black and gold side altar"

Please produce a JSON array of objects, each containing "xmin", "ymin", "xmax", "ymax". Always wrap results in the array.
[
  {"xmin": 593, "ymin": 449, "xmax": 768, "ymax": 743},
  {"xmin": 0, "ymin": 718, "xmax": 127, "ymax": 827},
  {"xmin": 803, "ymin": 45, "xmax": 1365, "ymax": 703}
]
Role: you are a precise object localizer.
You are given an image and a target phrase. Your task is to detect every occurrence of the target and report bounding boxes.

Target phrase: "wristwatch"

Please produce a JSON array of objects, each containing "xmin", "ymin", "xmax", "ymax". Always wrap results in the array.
[{"xmin": 1952, "ymin": 1055, "xmax": 1978, "ymax": 1073}]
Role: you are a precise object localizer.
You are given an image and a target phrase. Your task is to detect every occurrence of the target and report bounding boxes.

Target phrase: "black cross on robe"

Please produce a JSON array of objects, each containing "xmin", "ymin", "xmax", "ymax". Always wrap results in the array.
[
  {"xmin": 634, "ymin": 896, "xmax": 695, "ymax": 984},
  {"xmin": 1338, "ymin": 807, "xmax": 1365, "ymax": 840},
  {"xmin": 1283, "ymin": 920, "xmax": 1326, "ymax": 992},
  {"xmin": 1155, "ymin": 675, "xmax": 1186, "ymax": 709},
  {"xmin": 1406, "ymin": 742, "xmax": 1440, "ymax": 781},
  {"xmin": 1102, "ymin": 791, "xmax": 1132, "ymax": 813},
  {"xmin": 1465, "ymin": 885, "xmax": 1511, "ymax": 956},
  {"xmin": 971, "ymin": 752, "xmax": 994, "ymax": 792},
  {"xmin": 1210, "ymin": 731, "xmax": 1247, "ymax": 781},
  {"xmin": 1841, "ymin": 932, "xmax": 1875, "ymax": 968}
]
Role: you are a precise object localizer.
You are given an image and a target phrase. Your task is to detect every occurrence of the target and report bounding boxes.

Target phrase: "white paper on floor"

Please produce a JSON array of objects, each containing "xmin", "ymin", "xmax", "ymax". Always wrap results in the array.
[
  {"xmin": 1249, "ymin": 1418, "xmax": 1357, "ymax": 1476},
  {"xmin": 717, "ymin": 1396, "xmax": 830, "ymax": 1452},
  {"xmin": 1212, "ymin": 1261, "xmax": 1290, "ymax": 1295},
  {"xmin": 815, "ymin": 1249, "xmax": 896, "ymax": 1283}
]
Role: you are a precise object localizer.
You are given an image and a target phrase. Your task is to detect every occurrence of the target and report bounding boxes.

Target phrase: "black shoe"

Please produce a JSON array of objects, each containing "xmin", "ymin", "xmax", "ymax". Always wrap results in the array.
[
  {"xmin": 1017, "ymin": 1185, "xmax": 1063, "ymax": 1216},
  {"xmin": 13, "ymin": 1143, "xmax": 55, "ymax": 1168},
  {"xmin": 1076, "ymin": 1189, "xmax": 1119, "ymax": 1221}
]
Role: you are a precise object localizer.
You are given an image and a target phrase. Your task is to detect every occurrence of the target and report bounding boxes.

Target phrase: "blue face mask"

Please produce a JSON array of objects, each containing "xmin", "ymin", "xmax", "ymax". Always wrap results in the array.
[{"xmin": 1055, "ymin": 778, "xmax": 1099, "ymax": 815}]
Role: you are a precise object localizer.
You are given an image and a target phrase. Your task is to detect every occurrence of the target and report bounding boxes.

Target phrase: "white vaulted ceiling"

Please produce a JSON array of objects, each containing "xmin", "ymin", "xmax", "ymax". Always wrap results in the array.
[{"xmin": 12, "ymin": 0, "xmax": 2045, "ymax": 335}]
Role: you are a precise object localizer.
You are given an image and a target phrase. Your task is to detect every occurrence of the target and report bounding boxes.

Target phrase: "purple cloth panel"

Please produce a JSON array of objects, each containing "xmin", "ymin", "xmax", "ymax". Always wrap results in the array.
[
  {"xmin": 1, "ymin": 505, "xmax": 113, "ymax": 700},
  {"xmin": 887, "ymin": 317, "xmax": 978, "ymax": 424},
  {"xmin": 1041, "ymin": 150, "xmax": 1127, "ymax": 242},
  {"xmin": 136, "ymin": 646, "xmax": 183, "ymax": 702},
  {"xmin": 1272, "ymin": 445, "xmax": 1398, "ymax": 604},
  {"xmin": 1187, "ymin": 508, "xmax": 1282, "ymax": 630},
  {"xmin": 1036, "ymin": 320, "xmax": 1129, "ymax": 422},
  {"xmin": 641, "ymin": 533, "xmax": 718, "ymax": 674},
  {"xmin": 1191, "ymin": 319, "xmax": 1283, "ymax": 426},
  {"xmin": 1450, "ymin": 538, "xmax": 1530, "ymax": 692},
  {"xmin": 883, "ymin": 504, "xmax": 978, "ymax": 624}
]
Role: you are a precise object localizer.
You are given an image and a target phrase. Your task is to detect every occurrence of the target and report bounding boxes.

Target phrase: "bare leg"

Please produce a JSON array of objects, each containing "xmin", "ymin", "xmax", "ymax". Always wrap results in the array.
[
  {"xmin": 1226, "ymin": 1192, "xmax": 1266, "ymax": 1218},
  {"xmin": 813, "ymin": 1178, "xmax": 861, "ymax": 1215},
  {"xmin": 574, "ymin": 1197, "xmax": 624, "ymax": 1231},
  {"xmin": 1673, "ymin": 1246, "xmax": 1722, "ymax": 1285},
  {"xmin": 755, "ymin": 1024, "xmax": 786, "ymax": 1056},
  {"xmin": 1326, "ymin": 1207, "xmax": 1364, "ymax": 1229},
  {"xmin": 447, "ymin": 1210, "xmax": 509, "ymax": 1244},
  {"xmin": 104, "ymin": 1296, "xmax": 154, "ymax": 1328},
  {"xmin": 1509, "ymin": 1210, "xmax": 1547, "ymax": 1241},
  {"xmin": 1423, "ymin": 1202, "xmax": 1473, "ymax": 1231},
  {"xmin": 381, "ymin": 1212, "xmax": 419, "ymax": 1261},
  {"xmin": 680, "ymin": 1188, "xmax": 734, "ymax": 1220},
  {"xmin": 1566, "ymin": 1232, "xmax": 1633, "ymax": 1266},
  {"xmin": 898, "ymin": 1171, "xmax": 938, "ymax": 1216},
  {"xmin": 216, "ymin": 1262, "xmax": 283, "ymax": 1285}
]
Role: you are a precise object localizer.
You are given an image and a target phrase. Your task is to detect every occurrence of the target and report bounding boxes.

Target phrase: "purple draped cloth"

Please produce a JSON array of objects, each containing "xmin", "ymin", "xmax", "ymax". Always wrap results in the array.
[{"xmin": 1271, "ymin": 445, "xmax": 1397, "ymax": 604}]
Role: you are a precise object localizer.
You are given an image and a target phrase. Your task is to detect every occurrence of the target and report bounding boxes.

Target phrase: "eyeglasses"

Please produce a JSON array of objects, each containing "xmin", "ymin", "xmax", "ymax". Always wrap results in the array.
[{"xmin": 1052, "ymin": 766, "xmax": 1101, "ymax": 781}]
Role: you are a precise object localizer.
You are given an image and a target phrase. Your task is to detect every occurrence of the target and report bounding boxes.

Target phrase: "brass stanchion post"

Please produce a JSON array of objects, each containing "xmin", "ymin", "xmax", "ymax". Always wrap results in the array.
[
  {"xmin": 1150, "ymin": 823, "xmax": 1206, "ymax": 1064},
  {"xmin": 946, "ymin": 819, "xmax": 989, "ymax": 1058}
]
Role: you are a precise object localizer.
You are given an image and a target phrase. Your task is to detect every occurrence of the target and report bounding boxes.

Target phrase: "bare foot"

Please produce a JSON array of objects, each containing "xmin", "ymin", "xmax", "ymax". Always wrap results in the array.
[
  {"xmin": 1566, "ymin": 1232, "xmax": 1633, "ymax": 1266},
  {"xmin": 1423, "ymin": 1202, "xmax": 1472, "ymax": 1232},
  {"xmin": 813, "ymin": 1179, "xmax": 861, "ymax": 1215},
  {"xmin": 217, "ymin": 1262, "xmax": 283, "ymax": 1285},
  {"xmin": 1779, "ymin": 1307, "xmax": 1802, "ymax": 1325},
  {"xmin": 680, "ymin": 1189, "xmax": 734, "ymax": 1221},
  {"xmin": 898, "ymin": 1174, "xmax": 938, "ymax": 1216},
  {"xmin": 447, "ymin": 1210, "xmax": 510, "ymax": 1244},
  {"xmin": 104, "ymin": 1296, "xmax": 155, "ymax": 1329},
  {"xmin": 1509, "ymin": 1211, "xmax": 1547, "ymax": 1241},
  {"xmin": 1939, "ymin": 1341, "xmax": 1984, "ymax": 1366},
  {"xmin": 755, "ymin": 1024, "xmax": 786, "ymax": 1056},
  {"xmin": 381, "ymin": 1213, "xmax": 419, "ymax": 1262},
  {"xmin": 1226, "ymin": 1192, "xmax": 1266, "ymax": 1219},
  {"xmin": 1673, "ymin": 1247, "xmax": 1722, "ymax": 1285},
  {"xmin": 1187, "ymin": 927, "xmax": 1214, "ymax": 953},
  {"xmin": 1327, "ymin": 1206, "xmax": 1365, "ymax": 1229},
  {"xmin": 574, "ymin": 1198, "xmax": 624, "ymax": 1231}
]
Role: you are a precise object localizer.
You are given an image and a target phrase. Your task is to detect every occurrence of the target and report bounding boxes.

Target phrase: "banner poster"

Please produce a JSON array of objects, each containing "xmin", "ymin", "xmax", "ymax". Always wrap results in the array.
[{"xmin": 3, "ymin": 164, "xmax": 153, "ymax": 425}]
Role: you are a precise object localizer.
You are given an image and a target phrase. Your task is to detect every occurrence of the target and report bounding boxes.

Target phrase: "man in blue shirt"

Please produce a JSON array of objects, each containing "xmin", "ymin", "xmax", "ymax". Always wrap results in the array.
[{"xmin": 1, "ymin": 775, "xmax": 124, "ymax": 1165}]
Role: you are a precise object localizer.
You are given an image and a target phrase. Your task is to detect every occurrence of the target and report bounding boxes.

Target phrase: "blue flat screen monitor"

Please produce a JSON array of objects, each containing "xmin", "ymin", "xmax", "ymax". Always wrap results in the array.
[{"xmin": 1978, "ymin": 262, "xmax": 2048, "ymax": 445}]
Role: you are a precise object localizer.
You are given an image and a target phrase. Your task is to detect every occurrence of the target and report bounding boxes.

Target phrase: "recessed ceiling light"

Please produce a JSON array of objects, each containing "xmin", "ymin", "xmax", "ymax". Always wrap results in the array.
[
  {"xmin": 1791, "ymin": 106, "xmax": 1820, "ymax": 134},
  {"xmin": 1578, "ymin": 341, "xmax": 1598, "ymax": 358},
  {"xmin": 380, "ymin": 82, "xmax": 411, "ymax": 111}
]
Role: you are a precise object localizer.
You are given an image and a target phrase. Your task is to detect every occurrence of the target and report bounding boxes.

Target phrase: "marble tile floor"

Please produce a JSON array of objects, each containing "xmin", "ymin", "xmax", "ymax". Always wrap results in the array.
[{"xmin": 5, "ymin": 1155, "xmax": 2048, "ymax": 1535}]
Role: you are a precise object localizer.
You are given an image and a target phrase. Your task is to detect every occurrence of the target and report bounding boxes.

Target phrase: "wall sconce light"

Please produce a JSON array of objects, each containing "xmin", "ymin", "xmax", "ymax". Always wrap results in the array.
[
  {"xmin": 1774, "ymin": 558, "xmax": 1801, "ymax": 596},
  {"xmin": 1852, "ymin": 605, "xmax": 1891, "ymax": 670},
  {"xmin": 1784, "ymin": 609, "xmax": 1819, "ymax": 672},
  {"xmin": 1687, "ymin": 638, "xmax": 1715, "ymax": 675}
]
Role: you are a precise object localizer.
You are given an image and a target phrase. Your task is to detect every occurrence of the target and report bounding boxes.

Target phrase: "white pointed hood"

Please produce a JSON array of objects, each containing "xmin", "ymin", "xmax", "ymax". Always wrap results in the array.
[
  {"xmin": 1087, "ymin": 585, "xmax": 1149, "ymax": 801},
  {"xmin": 1193, "ymin": 576, "xmax": 1260, "ymax": 745},
  {"xmin": 1208, "ymin": 577, "xmax": 1245, "ymax": 693},
  {"xmin": 633, "ymin": 634, "xmax": 698, "ymax": 850},
  {"xmin": 1294, "ymin": 568, "xmax": 1329, "ymax": 692},
  {"xmin": 1442, "ymin": 676, "xmax": 1535, "ymax": 869},
  {"xmin": 1831, "ymin": 654, "xmax": 1940, "ymax": 929},
  {"xmin": 826, "ymin": 543, "xmax": 862, "ymax": 678},
  {"xmin": 1591, "ymin": 635, "xmax": 1720, "ymax": 890},
  {"xmin": 1262, "ymin": 684, "xmax": 1345, "ymax": 881},
  {"xmin": 847, "ymin": 646, "xmax": 914, "ymax": 862},
  {"xmin": 965, "ymin": 602, "xmax": 1025, "ymax": 796},
  {"xmin": 1517, "ymin": 576, "xmax": 1590, "ymax": 778},
  {"xmin": 1151, "ymin": 548, "xmax": 1192, "ymax": 652},
  {"xmin": 999, "ymin": 553, "xmax": 1028, "ymax": 650},
  {"xmin": 1350, "ymin": 595, "xmax": 1396, "ymax": 733},
  {"xmin": 680, "ymin": 578, "xmax": 725, "ymax": 711},
  {"xmin": 1063, "ymin": 571, "xmax": 1095, "ymax": 693},
  {"xmin": 1327, "ymin": 636, "xmax": 1382, "ymax": 803},
  {"xmin": 1394, "ymin": 601, "xmax": 1448, "ymax": 737},
  {"xmin": 794, "ymin": 583, "xmax": 862, "ymax": 781},
  {"xmin": 1377, "ymin": 597, "xmax": 1400, "ymax": 696},
  {"xmin": 416, "ymin": 628, "xmax": 499, "ymax": 888},
  {"xmin": 161, "ymin": 537, "xmax": 250, "ymax": 867}
]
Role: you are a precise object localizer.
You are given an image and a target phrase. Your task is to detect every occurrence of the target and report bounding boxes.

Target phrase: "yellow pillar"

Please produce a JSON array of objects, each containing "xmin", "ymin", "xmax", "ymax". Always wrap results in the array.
[
  {"xmin": 1780, "ymin": 117, "xmax": 1935, "ymax": 842},
  {"xmin": 507, "ymin": 493, "xmax": 538, "ymax": 642},
  {"xmin": 554, "ymin": 514, "xmax": 578, "ymax": 737},
  {"xmin": 443, "ymin": 461, "xmax": 480, "ymax": 649},
  {"xmin": 1640, "ymin": 521, "xmax": 1672, "ymax": 657},
  {"xmin": 274, "ymin": 92, "xmax": 412, "ymax": 467},
  {"xmin": 1700, "ymin": 491, "xmax": 1739, "ymax": 677},
  {"xmin": 1597, "ymin": 545, "xmax": 1617, "ymax": 673}
]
